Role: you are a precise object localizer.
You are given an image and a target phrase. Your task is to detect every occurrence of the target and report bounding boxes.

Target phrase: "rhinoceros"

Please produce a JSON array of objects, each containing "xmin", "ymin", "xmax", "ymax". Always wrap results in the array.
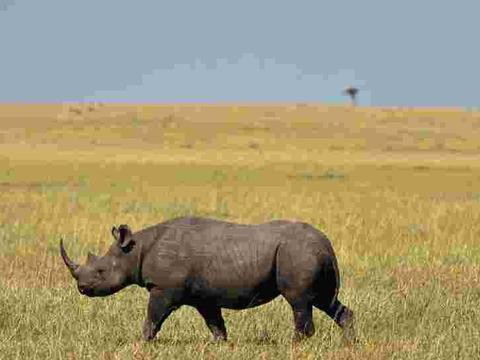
[{"xmin": 60, "ymin": 217, "xmax": 355, "ymax": 342}]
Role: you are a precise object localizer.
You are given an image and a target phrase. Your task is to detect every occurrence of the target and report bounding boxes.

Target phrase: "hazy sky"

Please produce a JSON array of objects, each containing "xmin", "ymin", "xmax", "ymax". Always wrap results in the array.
[{"xmin": 1, "ymin": 1, "xmax": 479, "ymax": 106}]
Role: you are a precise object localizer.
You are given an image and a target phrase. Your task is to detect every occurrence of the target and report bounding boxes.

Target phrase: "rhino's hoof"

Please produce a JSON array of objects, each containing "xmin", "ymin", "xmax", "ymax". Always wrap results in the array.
[
  {"xmin": 142, "ymin": 321, "xmax": 156, "ymax": 341},
  {"xmin": 212, "ymin": 333, "xmax": 227, "ymax": 342}
]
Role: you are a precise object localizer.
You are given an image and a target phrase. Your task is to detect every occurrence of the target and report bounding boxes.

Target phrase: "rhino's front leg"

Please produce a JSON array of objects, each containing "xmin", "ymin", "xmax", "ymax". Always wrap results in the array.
[
  {"xmin": 195, "ymin": 303, "xmax": 227, "ymax": 341},
  {"xmin": 142, "ymin": 288, "xmax": 181, "ymax": 341}
]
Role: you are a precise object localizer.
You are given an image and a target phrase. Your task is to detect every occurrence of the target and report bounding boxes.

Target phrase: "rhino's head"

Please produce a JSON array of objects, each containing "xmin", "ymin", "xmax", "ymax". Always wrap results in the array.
[{"xmin": 60, "ymin": 224, "xmax": 138, "ymax": 297}]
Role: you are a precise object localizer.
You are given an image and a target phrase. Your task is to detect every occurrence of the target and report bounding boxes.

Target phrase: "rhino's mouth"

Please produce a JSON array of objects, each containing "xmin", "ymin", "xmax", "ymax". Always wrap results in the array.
[
  {"xmin": 78, "ymin": 287, "xmax": 108, "ymax": 297},
  {"xmin": 78, "ymin": 286, "xmax": 94, "ymax": 297},
  {"xmin": 78, "ymin": 283, "xmax": 124, "ymax": 297}
]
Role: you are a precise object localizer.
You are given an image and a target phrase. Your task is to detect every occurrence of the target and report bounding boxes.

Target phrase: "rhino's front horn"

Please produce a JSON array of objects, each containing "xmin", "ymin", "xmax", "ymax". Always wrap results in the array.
[{"xmin": 60, "ymin": 238, "xmax": 80, "ymax": 279}]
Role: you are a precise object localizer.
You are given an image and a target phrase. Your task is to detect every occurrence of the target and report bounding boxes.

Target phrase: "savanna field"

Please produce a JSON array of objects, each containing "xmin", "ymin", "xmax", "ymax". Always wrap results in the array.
[{"xmin": 0, "ymin": 103, "xmax": 479, "ymax": 359}]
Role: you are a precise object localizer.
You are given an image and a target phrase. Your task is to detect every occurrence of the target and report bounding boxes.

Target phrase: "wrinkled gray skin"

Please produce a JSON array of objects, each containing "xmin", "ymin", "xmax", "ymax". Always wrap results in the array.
[{"xmin": 61, "ymin": 217, "xmax": 355, "ymax": 342}]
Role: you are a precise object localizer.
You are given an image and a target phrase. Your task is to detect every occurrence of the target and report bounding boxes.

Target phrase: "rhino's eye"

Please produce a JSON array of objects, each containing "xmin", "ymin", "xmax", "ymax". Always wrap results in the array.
[{"xmin": 97, "ymin": 269, "xmax": 106, "ymax": 276}]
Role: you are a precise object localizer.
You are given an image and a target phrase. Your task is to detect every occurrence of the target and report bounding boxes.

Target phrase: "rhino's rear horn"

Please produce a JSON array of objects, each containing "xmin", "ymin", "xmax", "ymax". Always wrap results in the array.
[{"xmin": 60, "ymin": 238, "xmax": 80, "ymax": 279}]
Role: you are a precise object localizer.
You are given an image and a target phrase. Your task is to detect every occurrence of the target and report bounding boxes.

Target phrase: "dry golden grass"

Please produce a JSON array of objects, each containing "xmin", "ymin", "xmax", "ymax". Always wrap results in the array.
[{"xmin": 0, "ymin": 103, "xmax": 479, "ymax": 359}]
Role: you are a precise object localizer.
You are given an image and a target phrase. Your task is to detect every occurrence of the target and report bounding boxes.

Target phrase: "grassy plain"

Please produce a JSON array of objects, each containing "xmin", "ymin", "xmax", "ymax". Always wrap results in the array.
[{"xmin": 0, "ymin": 103, "xmax": 479, "ymax": 359}]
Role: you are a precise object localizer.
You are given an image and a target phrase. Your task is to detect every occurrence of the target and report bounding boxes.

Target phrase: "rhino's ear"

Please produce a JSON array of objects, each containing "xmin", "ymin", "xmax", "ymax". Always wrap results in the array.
[
  {"xmin": 116, "ymin": 224, "xmax": 134, "ymax": 251},
  {"xmin": 111, "ymin": 226, "xmax": 120, "ymax": 242}
]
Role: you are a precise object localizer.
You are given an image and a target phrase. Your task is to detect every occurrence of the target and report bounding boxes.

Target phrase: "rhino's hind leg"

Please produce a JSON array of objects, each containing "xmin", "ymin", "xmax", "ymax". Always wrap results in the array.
[
  {"xmin": 195, "ymin": 303, "xmax": 227, "ymax": 341},
  {"xmin": 290, "ymin": 301, "xmax": 315, "ymax": 342},
  {"xmin": 280, "ymin": 290, "xmax": 315, "ymax": 341},
  {"xmin": 319, "ymin": 299, "xmax": 356, "ymax": 343},
  {"xmin": 275, "ymin": 243, "xmax": 317, "ymax": 341}
]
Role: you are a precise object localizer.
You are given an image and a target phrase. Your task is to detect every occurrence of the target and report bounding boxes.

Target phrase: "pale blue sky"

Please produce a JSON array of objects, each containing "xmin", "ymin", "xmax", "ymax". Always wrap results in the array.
[{"xmin": 1, "ymin": 0, "xmax": 479, "ymax": 106}]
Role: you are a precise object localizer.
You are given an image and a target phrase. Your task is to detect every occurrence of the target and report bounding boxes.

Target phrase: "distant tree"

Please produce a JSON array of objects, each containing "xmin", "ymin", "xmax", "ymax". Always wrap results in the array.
[{"xmin": 343, "ymin": 86, "xmax": 359, "ymax": 106}]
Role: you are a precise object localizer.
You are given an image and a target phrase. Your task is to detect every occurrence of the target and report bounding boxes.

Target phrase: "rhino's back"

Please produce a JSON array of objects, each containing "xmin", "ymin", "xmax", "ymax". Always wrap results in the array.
[
  {"xmin": 154, "ymin": 216, "xmax": 326, "ymax": 256},
  {"xmin": 141, "ymin": 217, "xmax": 290, "ymax": 288}
]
